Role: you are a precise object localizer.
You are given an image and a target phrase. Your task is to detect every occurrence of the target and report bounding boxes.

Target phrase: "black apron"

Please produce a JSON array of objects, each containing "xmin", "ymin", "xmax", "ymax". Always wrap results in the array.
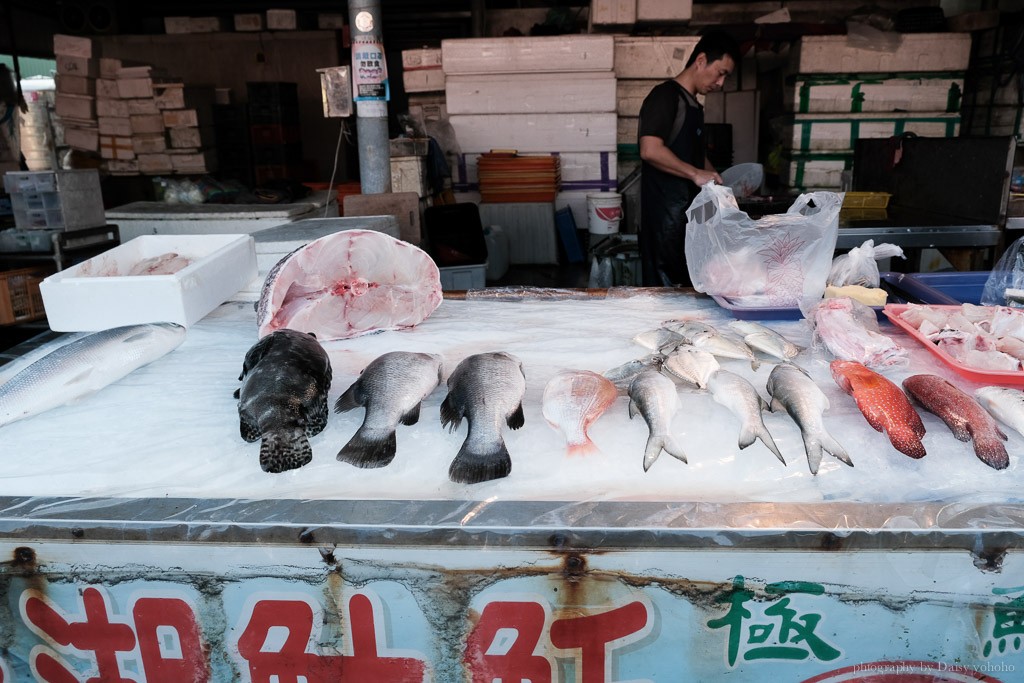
[{"xmin": 639, "ymin": 88, "xmax": 706, "ymax": 287}]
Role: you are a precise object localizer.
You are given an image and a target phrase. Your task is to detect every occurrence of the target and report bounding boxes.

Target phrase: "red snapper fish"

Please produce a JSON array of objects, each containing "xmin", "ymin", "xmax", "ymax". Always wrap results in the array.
[
  {"xmin": 829, "ymin": 360, "xmax": 926, "ymax": 459},
  {"xmin": 542, "ymin": 370, "xmax": 618, "ymax": 456},
  {"xmin": 902, "ymin": 374, "xmax": 1009, "ymax": 470}
]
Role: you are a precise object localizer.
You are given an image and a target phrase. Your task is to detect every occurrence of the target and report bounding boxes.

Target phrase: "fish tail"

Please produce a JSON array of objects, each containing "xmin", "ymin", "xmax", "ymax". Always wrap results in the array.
[
  {"xmin": 973, "ymin": 433, "xmax": 1010, "ymax": 470},
  {"xmin": 566, "ymin": 435, "xmax": 600, "ymax": 457},
  {"xmin": 259, "ymin": 430, "xmax": 313, "ymax": 473},
  {"xmin": 887, "ymin": 425, "xmax": 927, "ymax": 459},
  {"xmin": 740, "ymin": 423, "xmax": 786, "ymax": 465},
  {"xmin": 643, "ymin": 435, "xmax": 687, "ymax": 472},
  {"xmin": 336, "ymin": 426, "xmax": 398, "ymax": 469},
  {"xmin": 448, "ymin": 438, "xmax": 512, "ymax": 484},
  {"xmin": 819, "ymin": 430, "xmax": 854, "ymax": 468}
]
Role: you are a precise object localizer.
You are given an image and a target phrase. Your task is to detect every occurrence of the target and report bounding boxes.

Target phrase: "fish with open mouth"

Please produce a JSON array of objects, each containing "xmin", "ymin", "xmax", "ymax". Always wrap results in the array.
[
  {"xmin": 236, "ymin": 329, "xmax": 333, "ymax": 473},
  {"xmin": 707, "ymin": 369, "xmax": 785, "ymax": 464},
  {"xmin": 334, "ymin": 351, "xmax": 444, "ymax": 468},
  {"xmin": 766, "ymin": 363, "xmax": 853, "ymax": 474},
  {"xmin": 441, "ymin": 352, "xmax": 526, "ymax": 484},
  {"xmin": 627, "ymin": 369, "xmax": 688, "ymax": 471}
]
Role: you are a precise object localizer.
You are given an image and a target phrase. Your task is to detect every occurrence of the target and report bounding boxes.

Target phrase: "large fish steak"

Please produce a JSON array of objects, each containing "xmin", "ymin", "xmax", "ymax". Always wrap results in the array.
[{"xmin": 235, "ymin": 329, "xmax": 333, "ymax": 473}]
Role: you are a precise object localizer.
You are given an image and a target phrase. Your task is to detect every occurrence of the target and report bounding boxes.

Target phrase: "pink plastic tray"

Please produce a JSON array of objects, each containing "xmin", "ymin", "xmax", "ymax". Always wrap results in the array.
[{"xmin": 883, "ymin": 303, "xmax": 1024, "ymax": 385}]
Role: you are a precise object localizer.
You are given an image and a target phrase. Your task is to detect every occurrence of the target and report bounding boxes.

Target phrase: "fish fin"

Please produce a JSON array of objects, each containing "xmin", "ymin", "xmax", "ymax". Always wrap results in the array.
[
  {"xmin": 973, "ymin": 434, "xmax": 1010, "ymax": 470},
  {"xmin": 802, "ymin": 437, "xmax": 823, "ymax": 475},
  {"xmin": 887, "ymin": 428, "xmax": 927, "ymax": 459},
  {"xmin": 821, "ymin": 432, "xmax": 854, "ymax": 468},
  {"xmin": 233, "ymin": 388, "xmax": 240, "ymax": 399},
  {"xmin": 507, "ymin": 402, "xmax": 525, "ymax": 430},
  {"xmin": 768, "ymin": 397, "xmax": 784, "ymax": 413},
  {"xmin": 567, "ymin": 438, "xmax": 600, "ymax": 457},
  {"xmin": 739, "ymin": 423, "xmax": 786, "ymax": 465},
  {"xmin": 259, "ymin": 429, "xmax": 313, "ymax": 473},
  {"xmin": 239, "ymin": 415, "xmax": 260, "ymax": 443},
  {"xmin": 306, "ymin": 395, "xmax": 330, "ymax": 437},
  {"xmin": 333, "ymin": 380, "xmax": 365, "ymax": 414},
  {"xmin": 628, "ymin": 398, "xmax": 639, "ymax": 419},
  {"xmin": 400, "ymin": 402, "xmax": 421, "ymax": 427},
  {"xmin": 749, "ymin": 358, "xmax": 760, "ymax": 372},
  {"xmin": 337, "ymin": 427, "xmax": 398, "ymax": 468},
  {"xmin": 62, "ymin": 367, "xmax": 94, "ymax": 388},
  {"xmin": 448, "ymin": 439, "xmax": 512, "ymax": 484},
  {"xmin": 643, "ymin": 436, "xmax": 687, "ymax": 471},
  {"xmin": 439, "ymin": 394, "xmax": 465, "ymax": 432}
]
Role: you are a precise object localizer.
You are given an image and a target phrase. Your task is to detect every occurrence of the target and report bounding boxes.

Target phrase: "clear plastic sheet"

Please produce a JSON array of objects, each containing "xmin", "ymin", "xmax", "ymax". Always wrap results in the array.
[{"xmin": 2, "ymin": 291, "xmax": 1023, "ymax": 539}]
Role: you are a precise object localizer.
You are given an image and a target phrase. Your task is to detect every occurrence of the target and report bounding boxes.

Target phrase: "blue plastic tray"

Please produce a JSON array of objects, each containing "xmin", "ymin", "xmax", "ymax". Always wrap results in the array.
[{"xmin": 894, "ymin": 271, "xmax": 988, "ymax": 305}]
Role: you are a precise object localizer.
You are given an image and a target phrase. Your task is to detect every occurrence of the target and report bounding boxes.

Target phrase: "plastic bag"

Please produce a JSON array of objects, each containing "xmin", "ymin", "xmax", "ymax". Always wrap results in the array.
[
  {"xmin": 685, "ymin": 183, "xmax": 843, "ymax": 314},
  {"xmin": 982, "ymin": 235, "xmax": 1024, "ymax": 307},
  {"xmin": 827, "ymin": 239, "xmax": 905, "ymax": 287}
]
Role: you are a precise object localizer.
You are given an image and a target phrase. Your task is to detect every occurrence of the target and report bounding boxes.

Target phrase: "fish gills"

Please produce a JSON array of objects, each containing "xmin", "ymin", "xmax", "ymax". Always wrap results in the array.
[
  {"xmin": 440, "ymin": 352, "xmax": 526, "ymax": 484},
  {"xmin": 829, "ymin": 360, "xmax": 926, "ymax": 459},
  {"xmin": 237, "ymin": 329, "xmax": 333, "ymax": 473},
  {"xmin": 334, "ymin": 351, "xmax": 443, "ymax": 469},
  {"xmin": 766, "ymin": 363, "xmax": 852, "ymax": 475},
  {"xmin": 903, "ymin": 374, "xmax": 1009, "ymax": 470}
]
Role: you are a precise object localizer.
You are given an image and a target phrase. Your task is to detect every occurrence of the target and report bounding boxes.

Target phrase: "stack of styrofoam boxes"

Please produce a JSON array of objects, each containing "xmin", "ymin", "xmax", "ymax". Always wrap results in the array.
[
  {"xmin": 110, "ymin": 64, "xmax": 170, "ymax": 175},
  {"xmin": 782, "ymin": 33, "xmax": 972, "ymax": 191},
  {"xmin": 4, "ymin": 169, "xmax": 106, "ymax": 234},
  {"xmin": 158, "ymin": 85, "xmax": 218, "ymax": 174},
  {"xmin": 18, "ymin": 89, "xmax": 58, "ymax": 171},
  {"xmin": 403, "ymin": 47, "xmax": 445, "ymax": 98},
  {"xmin": 164, "ymin": 17, "xmax": 225, "ymax": 34},
  {"xmin": 53, "ymin": 34, "xmax": 100, "ymax": 157},
  {"xmin": 443, "ymin": 34, "xmax": 617, "ymax": 263},
  {"xmin": 590, "ymin": 0, "xmax": 694, "ymax": 27}
]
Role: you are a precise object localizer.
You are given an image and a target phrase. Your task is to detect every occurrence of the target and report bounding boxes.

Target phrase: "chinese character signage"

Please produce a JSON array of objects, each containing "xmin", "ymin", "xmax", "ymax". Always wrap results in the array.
[
  {"xmin": 352, "ymin": 38, "xmax": 388, "ymax": 101},
  {"xmin": 1, "ymin": 543, "xmax": 1022, "ymax": 681}
]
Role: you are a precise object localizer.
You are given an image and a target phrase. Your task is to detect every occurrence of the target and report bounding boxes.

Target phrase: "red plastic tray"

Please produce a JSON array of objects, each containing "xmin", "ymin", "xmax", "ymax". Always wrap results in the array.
[{"xmin": 883, "ymin": 303, "xmax": 1024, "ymax": 385}]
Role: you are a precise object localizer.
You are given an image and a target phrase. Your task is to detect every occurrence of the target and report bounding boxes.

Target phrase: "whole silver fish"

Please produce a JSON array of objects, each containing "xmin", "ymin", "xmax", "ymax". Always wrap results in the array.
[
  {"xmin": 627, "ymin": 369, "xmax": 688, "ymax": 471},
  {"xmin": 603, "ymin": 353, "xmax": 664, "ymax": 389},
  {"xmin": 441, "ymin": 352, "xmax": 526, "ymax": 484},
  {"xmin": 663, "ymin": 320, "xmax": 759, "ymax": 369},
  {"xmin": 0, "ymin": 323, "xmax": 185, "ymax": 429},
  {"xmin": 728, "ymin": 320, "xmax": 801, "ymax": 362},
  {"xmin": 236, "ymin": 329, "xmax": 333, "ymax": 473},
  {"xmin": 707, "ymin": 369, "xmax": 785, "ymax": 464},
  {"xmin": 663, "ymin": 346, "xmax": 720, "ymax": 389},
  {"xmin": 633, "ymin": 328, "xmax": 683, "ymax": 352},
  {"xmin": 975, "ymin": 386, "xmax": 1024, "ymax": 440},
  {"xmin": 334, "ymin": 351, "xmax": 444, "ymax": 468},
  {"xmin": 766, "ymin": 363, "xmax": 852, "ymax": 475}
]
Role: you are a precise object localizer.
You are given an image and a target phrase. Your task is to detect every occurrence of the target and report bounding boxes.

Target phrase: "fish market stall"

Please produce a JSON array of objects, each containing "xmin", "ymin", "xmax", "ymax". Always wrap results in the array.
[{"xmin": 2, "ymin": 282, "xmax": 1024, "ymax": 682}]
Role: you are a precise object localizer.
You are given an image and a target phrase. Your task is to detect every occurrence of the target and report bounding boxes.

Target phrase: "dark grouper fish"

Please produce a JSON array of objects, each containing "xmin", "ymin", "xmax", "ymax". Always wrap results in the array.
[
  {"xmin": 334, "ymin": 351, "xmax": 444, "ymax": 468},
  {"xmin": 235, "ymin": 329, "xmax": 332, "ymax": 473},
  {"xmin": 441, "ymin": 352, "xmax": 526, "ymax": 484}
]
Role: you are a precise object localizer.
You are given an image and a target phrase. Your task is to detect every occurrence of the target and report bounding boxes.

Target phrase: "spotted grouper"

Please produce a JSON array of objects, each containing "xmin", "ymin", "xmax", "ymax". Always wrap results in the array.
[
  {"xmin": 903, "ymin": 374, "xmax": 1009, "ymax": 470},
  {"xmin": 235, "ymin": 329, "xmax": 333, "ymax": 473},
  {"xmin": 830, "ymin": 360, "xmax": 927, "ymax": 459}
]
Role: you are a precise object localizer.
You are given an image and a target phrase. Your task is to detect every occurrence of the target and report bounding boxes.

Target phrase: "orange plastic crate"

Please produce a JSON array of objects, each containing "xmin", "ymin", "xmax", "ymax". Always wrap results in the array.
[{"xmin": 0, "ymin": 267, "xmax": 49, "ymax": 325}]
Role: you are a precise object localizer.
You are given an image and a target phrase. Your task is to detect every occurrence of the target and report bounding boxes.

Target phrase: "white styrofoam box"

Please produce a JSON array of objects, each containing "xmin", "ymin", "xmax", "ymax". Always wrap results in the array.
[
  {"xmin": 614, "ymin": 36, "xmax": 699, "ymax": 79},
  {"xmin": 390, "ymin": 156, "xmax": 430, "ymax": 197},
  {"xmin": 449, "ymin": 112, "xmax": 617, "ymax": 153},
  {"xmin": 96, "ymin": 78, "xmax": 120, "ymax": 100},
  {"xmin": 137, "ymin": 153, "xmax": 173, "ymax": 174},
  {"xmin": 441, "ymin": 35, "xmax": 614, "ymax": 75},
  {"xmin": 592, "ymin": 0, "xmax": 636, "ymax": 25},
  {"xmin": 162, "ymin": 108, "xmax": 210, "ymax": 128},
  {"xmin": 445, "ymin": 72, "xmax": 616, "ymax": 115},
  {"xmin": 108, "ymin": 160, "xmax": 139, "ymax": 175},
  {"xmin": 56, "ymin": 54, "xmax": 97, "ymax": 78},
  {"xmin": 402, "ymin": 48, "xmax": 443, "ymax": 71},
  {"xmin": 130, "ymin": 113, "xmax": 164, "ymax": 135},
  {"xmin": 783, "ymin": 155, "xmax": 850, "ymax": 190},
  {"xmin": 127, "ymin": 98, "xmax": 159, "ymax": 116},
  {"xmin": 617, "ymin": 116, "xmax": 638, "ymax": 145},
  {"xmin": 99, "ymin": 135, "xmax": 135, "ymax": 161},
  {"xmin": 786, "ymin": 75, "xmax": 965, "ymax": 114},
  {"xmin": 97, "ymin": 98, "xmax": 129, "ymax": 118},
  {"xmin": 792, "ymin": 33, "xmax": 972, "ymax": 74},
  {"xmin": 452, "ymin": 151, "xmax": 617, "ymax": 193},
  {"xmin": 234, "ymin": 13, "xmax": 264, "ymax": 31},
  {"xmin": 99, "ymin": 58, "xmax": 122, "ymax": 79},
  {"xmin": 117, "ymin": 78, "xmax": 153, "ymax": 99},
  {"xmin": 164, "ymin": 17, "xmax": 224, "ymax": 34},
  {"xmin": 63, "ymin": 126, "xmax": 98, "ymax": 152},
  {"xmin": 267, "ymin": 9, "xmax": 297, "ymax": 30},
  {"xmin": 403, "ymin": 69, "xmax": 446, "ymax": 94},
  {"xmin": 40, "ymin": 235, "xmax": 258, "ymax": 331},
  {"xmin": 439, "ymin": 263, "xmax": 487, "ymax": 290},
  {"xmin": 56, "ymin": 75, "xmax": 95, "ymax": 97},
  {"xmin": 98, "ymin": 116, "xmax": 132, "ymax": 136},
  {"xmin": 636, "ymin": 0, "xmax": 693, "ymax": 21},
  {"xmin": 53, "ymin": 34, "xmax": 94, "ymax": 59},
  {"xmin": 616, "ymin": 79, "xmax": 657, "ymax": 116},
  {"xmin": 55, "ymin": 94, "xmax": 95, "ymax": 121},
  {"xmin": 478, "ymin": 202, "xmax": 558, "ymax": 265},
  {"xmin": 133, "ymin": 134, "xmax": 167, "ymax": 154},
  {"xmin": 783, "ymin": 112, "xmax": 961, "ymax": 153}
]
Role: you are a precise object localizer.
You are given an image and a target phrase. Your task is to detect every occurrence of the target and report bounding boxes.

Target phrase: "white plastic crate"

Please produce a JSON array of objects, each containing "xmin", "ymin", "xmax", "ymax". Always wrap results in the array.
[
  {"xmin": 439, "ymin": 263, "xmax": 487, "ymax": 290},
  {"xmin": 3, "ymin": 170, "xmax": 106, "ymax": 231}
]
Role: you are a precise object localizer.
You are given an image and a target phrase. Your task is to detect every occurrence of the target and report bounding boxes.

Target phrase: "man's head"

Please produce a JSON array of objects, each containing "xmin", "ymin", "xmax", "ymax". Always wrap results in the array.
[{"xmin": 683, "ymin": 30, "xmax": 741, "ymax": 95}]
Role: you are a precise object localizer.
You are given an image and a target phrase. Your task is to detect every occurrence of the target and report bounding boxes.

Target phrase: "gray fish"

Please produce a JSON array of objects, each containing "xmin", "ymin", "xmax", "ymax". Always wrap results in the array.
[
  {"xmin": 334, "ymin": 351, "xmax": 444, "ymax": 468},
  {"xmin": 603, "ymin": 353, "xmax": 664, "ymax": 389},
  {"xmin": 0, "ymin": 323, "xmax": 185, "ymax": 429},
  {"xmin": 628, "ymin": 369, "xmax": 688, "ymax": 471},
  {"xmin": 728, "ymin": 320, "xmax": 801, "ymax": 361},
  {"xmin": 663, "ymin": 346, "xmax": 720, "ymax": 389},
  {"xmin": 440, "ymin": 352, "xmax": 526, "ymax": 484},
  {"xmin": 663, "ymin": 320, "xmax": 759, "ymax": 369},
  {"xmin": 633, "ymin": 328, "xmax": 683, "ymax": 352},
  {"xmin": 766, "ymin": 363, "xmax": 852, "ymax": 475},
  {"xmin": 707, "ymin": 369, "xmax": 785, "ymax": 464},
  {"xmin": 236, "ymin": 329, "xmax": 333, "ymax": 473}
]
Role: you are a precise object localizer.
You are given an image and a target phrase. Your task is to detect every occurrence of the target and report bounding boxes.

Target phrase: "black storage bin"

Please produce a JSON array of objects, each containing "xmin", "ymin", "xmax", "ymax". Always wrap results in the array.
[{"xmin": 423, "ymin": 203, "xmax": 488, "ymax": 267}]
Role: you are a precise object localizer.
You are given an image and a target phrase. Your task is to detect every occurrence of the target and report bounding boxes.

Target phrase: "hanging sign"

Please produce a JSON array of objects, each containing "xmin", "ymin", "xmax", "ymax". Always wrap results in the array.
[{"xmin": 352, "ymin": 37, "xmax": 389, "ymax": 102}]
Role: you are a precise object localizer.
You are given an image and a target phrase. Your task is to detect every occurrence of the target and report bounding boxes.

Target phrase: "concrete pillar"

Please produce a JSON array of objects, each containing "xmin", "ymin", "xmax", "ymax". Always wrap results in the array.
[{"xmin": 348, "ymin": 0, "xmax": 391, "ymax": 194}]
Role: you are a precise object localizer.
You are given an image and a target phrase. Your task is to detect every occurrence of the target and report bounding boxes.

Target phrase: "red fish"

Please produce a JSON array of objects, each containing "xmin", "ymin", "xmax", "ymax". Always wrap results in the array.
[
  {"xmin": 902, "ymin": 374, "xmax": 1009, "ymax": 470},
  {"xmin": 830, "ymin": 360, "xmax": 927, "ymax": 459}
]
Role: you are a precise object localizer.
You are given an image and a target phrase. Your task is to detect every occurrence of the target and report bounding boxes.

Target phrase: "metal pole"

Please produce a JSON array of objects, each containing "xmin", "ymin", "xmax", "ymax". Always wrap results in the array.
[{"xmin": 348, "ymin": 0, "xmax": 391, "ymax": 194}]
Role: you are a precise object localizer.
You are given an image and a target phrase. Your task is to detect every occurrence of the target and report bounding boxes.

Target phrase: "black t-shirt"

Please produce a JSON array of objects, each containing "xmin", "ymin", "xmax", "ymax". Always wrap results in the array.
[{"xmin": 637, "ymin": 80, "xmax": 699, "ymax": 145}]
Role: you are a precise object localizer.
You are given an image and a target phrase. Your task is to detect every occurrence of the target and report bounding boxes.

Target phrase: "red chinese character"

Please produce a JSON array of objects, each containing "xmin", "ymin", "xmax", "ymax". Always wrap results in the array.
[
  {"xmin": 236, "ymin": 594, "xmax": 426, "ymax": 682},
  {"xmin": 134, "ymin": 597, "xmax": 210, "ymax": 682},
  {"xmin": 24, "ymin": 587, "xmax": 136, "ymax": 683},
  {"xmin": 464, "ymin": 601, "xmax": 553, "ymax": 683},
  {"xmin": 550, "ymin": 601, "xmax": 649, "ymax": 683}
]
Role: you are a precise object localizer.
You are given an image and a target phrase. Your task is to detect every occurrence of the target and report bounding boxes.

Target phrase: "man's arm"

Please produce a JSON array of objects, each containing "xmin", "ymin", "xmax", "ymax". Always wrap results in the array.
[{"xmin": 640, "ymin": 135, "xmax": 722, "ymax": 187}]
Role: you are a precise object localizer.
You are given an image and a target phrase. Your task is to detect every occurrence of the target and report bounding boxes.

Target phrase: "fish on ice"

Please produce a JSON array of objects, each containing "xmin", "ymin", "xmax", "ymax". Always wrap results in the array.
[
  {"xmin": 603, "ymin": 353, "xmax": 664, "ymax": 390},
  {"xmin": 662, "ymin": 346, "xmax": 720, "ymax": 389},
  {"xmin": 707, "ymin": 369, "xmax": 785, "ymax": 464},
  {"xmin": 542, "ymin": 370, "xmax": 618, "ymax": 456},
  {"xmin": 830, "ymin": 360, "xmax": 926, "ymax": 459},
  {"xmin": 236, "ymin": 329, "xmax": 333, "ymax": 473},
  {"xmin": 766, "ymin": 362, "xmax": 853, "ymax": 475},
  {"xmin": 975, "ymin": 386, "xmax": 1024, "ymax": 440},
  {"xmin": 903, "ymin": 374, "xmax": 1009, "ymax": 470},
  {"xmin": 440, "ymin": 352, "xmax": 526, "ymax": 484},
  {"xmin": 0, "ymin": 323, "xmax": 186, "ymax": 429},
  {"xmin": 334, "ymin": 351, "xmax": 444, "ymax": 468},
  {"xmin": 627, "ymin": 369, "xmax": 688, "ymax": 471},
  {"xmin": 727, "ymin": 320, "xmax": 801, "ymax": 362}
]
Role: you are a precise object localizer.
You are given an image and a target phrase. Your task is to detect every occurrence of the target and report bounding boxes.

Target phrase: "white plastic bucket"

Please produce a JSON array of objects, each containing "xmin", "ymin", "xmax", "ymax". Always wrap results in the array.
[{"xmin": 586, "ymin": 192, "xmax": 622, "ymax": 235}]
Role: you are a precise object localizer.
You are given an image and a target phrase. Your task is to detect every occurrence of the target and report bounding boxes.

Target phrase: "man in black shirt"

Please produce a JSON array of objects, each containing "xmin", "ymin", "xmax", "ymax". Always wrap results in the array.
[{"xmin": 638, "ymin": 30, "xmax": 741, "ymax": 287}]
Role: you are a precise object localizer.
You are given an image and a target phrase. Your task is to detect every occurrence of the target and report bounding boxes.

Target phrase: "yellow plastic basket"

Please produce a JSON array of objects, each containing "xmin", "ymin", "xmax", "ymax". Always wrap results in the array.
[{"xmin": 842, "ymin": 192, "xmax": 892, "ymax": 209}]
